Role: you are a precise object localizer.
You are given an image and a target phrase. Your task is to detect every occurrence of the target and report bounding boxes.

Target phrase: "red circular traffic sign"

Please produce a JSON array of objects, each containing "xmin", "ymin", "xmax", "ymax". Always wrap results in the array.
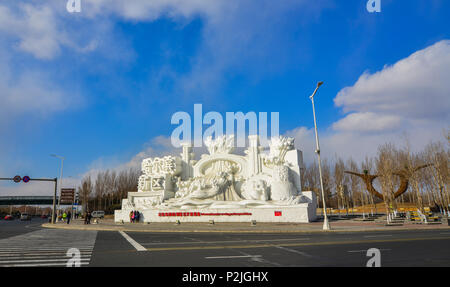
[
  {"xmin": 23, "ymin": 176, "xmax": 30, "ymax": 183},
  {"xmin": 13, "ymin": 175, "xmax": 22, "ymax": 183}
]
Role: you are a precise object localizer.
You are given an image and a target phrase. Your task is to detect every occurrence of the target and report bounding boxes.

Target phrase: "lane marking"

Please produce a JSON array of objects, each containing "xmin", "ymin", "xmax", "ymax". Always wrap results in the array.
[
  {"xmin": 348, "ymin": 249, "xmax": 391, "ymax": 253},
  {"xmin": 1, "ymin": 262, "xmax": 89, "ymax": 267},
  {"xmin": 141, "ymin": 237, "xmax": 310, "ymax": 246},
  {"xmin": 234, "ymin": 250, "xmax": 280, "ymax": 266},
  {"xmin": 0, "ymin": 252, "xmax": 92, "ymax": 257},
  {"xmin": 119, "ymin": 231, "xmax": 147, "ymax": 252},
  {"xmin": 0, "ymin": 251, "xmax": 93, "ymax": 255},
  {"xmin": 274, "ymin": 246, "xmax": 314, "ymax": 257},
  {"xmin": 364, "ymin": 235, "xmax": 392, "ymax": 238},
  {"xmin": 205, "ymin": 255, "xmax": 262, "ymax": 259},
  {"xmin": 0, "ymin": 248, "xmax": 94, "ymax": 251},
  {"xmin": 0, "ymin": 258, "xmax": 91, "ymax": 264},
  {"xmin": 183, "ymin": 236, "xmax": 203, "ymax": 242},
  {"xmin": 0, "ymin": 247, "xmax": 94, "ymax": 250},
  {"xmin": 145, "ymin": 236, "xmax": 450, "ymax": 252},
  {"xmin": 0, "ymin": 255, "xmax": 91, "ymax": 264}
]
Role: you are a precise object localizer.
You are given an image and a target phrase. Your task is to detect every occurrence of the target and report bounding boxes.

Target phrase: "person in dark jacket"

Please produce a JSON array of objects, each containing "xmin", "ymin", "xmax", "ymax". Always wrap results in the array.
[
  {"xmin": 67, "ymin": 211, "xmax": 71, "ymax": 224},
  {"xmin": 135, "ymin": 211, "xmax": 140, "ymax": 223}
]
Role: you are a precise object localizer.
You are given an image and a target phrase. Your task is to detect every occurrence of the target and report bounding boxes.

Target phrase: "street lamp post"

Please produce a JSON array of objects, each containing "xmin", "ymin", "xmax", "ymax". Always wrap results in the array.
[
  {"xmin": 51, "ymin": 154, "xmax": 64, "ymax": 221},
  {"xmin": 309, "ymin": 81, "xmax": 331, "ymax": 231}
]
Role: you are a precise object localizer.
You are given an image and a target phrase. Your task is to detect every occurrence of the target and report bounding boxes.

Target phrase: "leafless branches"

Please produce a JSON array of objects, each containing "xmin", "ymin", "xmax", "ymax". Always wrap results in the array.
[
  {"xmin": 78, "ymin": 168, "xmax": 139, "ymax": 213},
  {"xmin": 301, "ymin": 130, "xmax": 449, "ymax": 216}
]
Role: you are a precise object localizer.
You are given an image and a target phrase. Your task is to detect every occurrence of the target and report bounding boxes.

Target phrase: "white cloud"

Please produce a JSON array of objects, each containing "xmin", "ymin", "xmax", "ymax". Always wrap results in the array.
[
  {"xmin": 332, "ymin": 112, "xmax": 402, "ymax": 132},
  {"xmin": 82, "ymin": 0, "xmax": 326, "ymax": 96},
  {"xmin": 122, "ymin": 136, "xmax": 179, "ymax": 170},
  {"xmin": 0, "ymin": 1, "xmax": 229, "ymax": 60},
  {"xmin": 83, "ymin": 0, "xmax": 227, "ymax": 21},
  {"xmin": 287, "ymin": 40, "xmax": 450, "ymax": 163},
  {"xmin": 0, "ymin": 3, "xmax": 62, "ymax": 59},
  {"xmin": 0, "ymin": 0, "xmax": 329, "ymax": 102},
  {"xmin": 0, "ymin": 2, "xmax": 103, "ymax": 60},
  {"xmin": 80, "ymin": 135, "xmax": 178, "ymax": 180},
  {"xmin": 334, "ymin": 40, "xmax": 450, "ymax": 122},
  {"xmin": 0, "ymin": 53, "xmax": 79, "ymax": 125}
]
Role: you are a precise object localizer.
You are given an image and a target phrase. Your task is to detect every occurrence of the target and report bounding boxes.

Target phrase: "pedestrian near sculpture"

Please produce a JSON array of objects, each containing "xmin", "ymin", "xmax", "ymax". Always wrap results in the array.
[{"xmin": 135, "ymin": 211, "xmax": 140, "ymax": 223}]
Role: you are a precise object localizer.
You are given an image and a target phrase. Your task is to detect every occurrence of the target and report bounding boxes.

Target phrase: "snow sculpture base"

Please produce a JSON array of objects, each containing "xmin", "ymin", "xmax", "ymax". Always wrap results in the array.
[
  {"xmin": 115, "ymin": 191, "xmax": 317, "ymax": 223},
  {"xmin": 115, "ymin": 205, "xmax": 314, "ymax": 223}
]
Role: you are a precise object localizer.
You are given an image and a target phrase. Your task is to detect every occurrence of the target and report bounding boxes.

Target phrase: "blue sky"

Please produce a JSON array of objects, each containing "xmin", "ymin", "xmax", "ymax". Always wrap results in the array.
[{"xmin": 0, "ymin": 0, "xmax": 449, "ymax": 195}]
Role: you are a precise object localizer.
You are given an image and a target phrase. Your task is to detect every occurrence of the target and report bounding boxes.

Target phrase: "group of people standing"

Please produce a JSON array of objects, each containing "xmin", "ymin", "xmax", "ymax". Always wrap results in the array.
[
  {"xmin": 129, "ymin": 210, "xmax": 140, "ymax": 223},
  {"xmin": 57, "ymin": 211, "xmax": 81, "ymax": 224},
  {"xmin": 84, "ymin": 212, "xmax": 92, "ymax": 224},
  {"xmin": 61, "ymin": 211, "xmax": 72, "ymax": 224}
]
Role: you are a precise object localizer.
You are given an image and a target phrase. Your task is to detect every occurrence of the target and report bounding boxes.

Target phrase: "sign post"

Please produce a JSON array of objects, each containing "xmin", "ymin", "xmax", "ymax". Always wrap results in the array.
[
  {"xmin": 60, "ymin": 188, "xmax": 75, "ymax": 204},
  {"xmin": 60, "ymin": 188, "xmax": 75, "ymax": 223}
]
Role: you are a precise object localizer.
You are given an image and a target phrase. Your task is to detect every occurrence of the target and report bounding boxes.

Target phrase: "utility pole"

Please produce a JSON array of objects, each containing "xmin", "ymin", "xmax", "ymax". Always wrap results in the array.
[
  {"xmin": 52, "ymin": 178, "xmax": 58, "ymax": 224},
  {"xmin": 51, "ymin": 154, "xmax": 65, "ymax": 221}
]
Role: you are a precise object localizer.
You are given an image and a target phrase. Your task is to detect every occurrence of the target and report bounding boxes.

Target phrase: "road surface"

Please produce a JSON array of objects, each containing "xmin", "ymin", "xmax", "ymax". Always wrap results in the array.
[{"xmin": 1, "ymin": 218, "xmax": 450, "ymax": 267}]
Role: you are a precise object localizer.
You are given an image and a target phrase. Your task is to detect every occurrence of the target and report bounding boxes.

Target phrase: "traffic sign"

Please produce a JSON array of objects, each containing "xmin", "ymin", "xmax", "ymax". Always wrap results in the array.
[
  {"xmin": 13, "ymin": 175, "xmax": 21, "ymax": 183},
  {"xmin": 60, "ymin": 188, "xmax": 75, "ymax": 204},
  {"xmin": 23, "ymin": 176, "xmax": 30, "ymax": 183}
]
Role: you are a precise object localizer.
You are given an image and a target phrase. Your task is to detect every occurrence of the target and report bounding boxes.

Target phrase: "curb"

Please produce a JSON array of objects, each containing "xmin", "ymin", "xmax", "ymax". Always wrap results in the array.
[{"xmin": 41, "ymin": 223, "xmax": 450, "ymax": 234}]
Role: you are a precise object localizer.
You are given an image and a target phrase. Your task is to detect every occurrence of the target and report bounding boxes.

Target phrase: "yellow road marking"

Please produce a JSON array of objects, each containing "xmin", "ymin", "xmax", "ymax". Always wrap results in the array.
[{"xmin": 146, "ymin": 236, "xmax": 450, "ymax": 252}]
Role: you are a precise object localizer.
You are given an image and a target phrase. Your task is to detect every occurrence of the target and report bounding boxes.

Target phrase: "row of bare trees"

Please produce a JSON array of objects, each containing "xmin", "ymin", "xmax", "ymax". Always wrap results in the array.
[
  {"xmin": 77, "ymin": 168, "xmax": 140, "ymax": 214},
  {"xmin": 302, "ymin": 138, "xmax": 449, "ymax": 215}
]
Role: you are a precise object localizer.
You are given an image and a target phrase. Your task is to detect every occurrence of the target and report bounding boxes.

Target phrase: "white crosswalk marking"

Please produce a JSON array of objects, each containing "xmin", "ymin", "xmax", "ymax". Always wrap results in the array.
[{"xmin": 0, "ymin": 229, "xmax": 97, "ymax": 267}]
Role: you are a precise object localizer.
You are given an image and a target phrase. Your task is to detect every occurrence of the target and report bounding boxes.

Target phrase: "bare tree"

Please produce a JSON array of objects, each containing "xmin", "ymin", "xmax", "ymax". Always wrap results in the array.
[
  {"xmin": 94, "ymin": 171, "xmax": 107, "ymax": 211},
  {"xmin": 303, "ymin": 161, "xmax": 320, "ymax": 204},
  {"xmin": 78, "ymin": 175, "xmax": 93, "ymax": 212},
  {"xmin": 321, "ymin": 159, "xmax": 334, "ymax": 210},
  {"xmin": 425, "ymin": 141, "xmax": 449, "ymax": 214},
  {"xmin": 104, "ymin": 170, "xmax": 117, "ymax": 210},
  {"xmin": 347, "ymin": 158, "xmax": 360, "ymax": 213},
  {"xmin": 376, "ymin": 143, "xmax": 398, "ymax": 222},
  {"xmin": 334, "ymin": 157, "xmax": 348, "ymax": 215},
  {"xmin": 399, "ymin": 143, "xmax": 428, "ymax": 213}
]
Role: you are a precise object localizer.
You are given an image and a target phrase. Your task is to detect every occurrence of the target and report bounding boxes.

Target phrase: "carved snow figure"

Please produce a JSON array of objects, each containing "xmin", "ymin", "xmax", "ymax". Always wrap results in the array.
[
  {"xmin": 270, "ymin": 165, "xmax": 298, "ymax": 201},
  {"xmin": 263, "ymin": 136, "xmax": 298, "ymax": 201},
  {"xmin": 241, "ymin": 178, "xmax": 269, "ymax": 201}
]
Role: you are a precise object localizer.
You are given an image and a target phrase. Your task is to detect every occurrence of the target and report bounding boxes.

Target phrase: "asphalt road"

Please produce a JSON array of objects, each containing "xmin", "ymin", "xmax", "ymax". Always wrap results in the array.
[
  {"xmin": 1, "ymin": 219, "xmax": 450, "ymax": 267},
  {"xmin": 90, "ymin": 229, "xmax": 450, "ymax": 267},
  {"xmin": 0, "ymin": 217, "xmax": 48, "ymax": 239}
]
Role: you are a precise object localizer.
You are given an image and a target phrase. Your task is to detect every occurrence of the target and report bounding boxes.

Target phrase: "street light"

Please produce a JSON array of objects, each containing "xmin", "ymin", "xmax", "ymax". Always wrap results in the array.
[
  {"xmin": 51, "ymin": 154, "xmax": 64, "ymax": 221},
  {"xmin": 309, "ymin": 81, "xmax": 331, "ymax": 230}
]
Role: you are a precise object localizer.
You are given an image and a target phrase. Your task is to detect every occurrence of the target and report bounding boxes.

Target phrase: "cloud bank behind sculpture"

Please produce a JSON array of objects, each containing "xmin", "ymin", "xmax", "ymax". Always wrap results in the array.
[
  {"xmin": 334, "ymin": 40, "xmax": 450, "ymax": 125},
  {"xmin": 288, "ymin": 40, "xmax": 450, "ymax": 162}
]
